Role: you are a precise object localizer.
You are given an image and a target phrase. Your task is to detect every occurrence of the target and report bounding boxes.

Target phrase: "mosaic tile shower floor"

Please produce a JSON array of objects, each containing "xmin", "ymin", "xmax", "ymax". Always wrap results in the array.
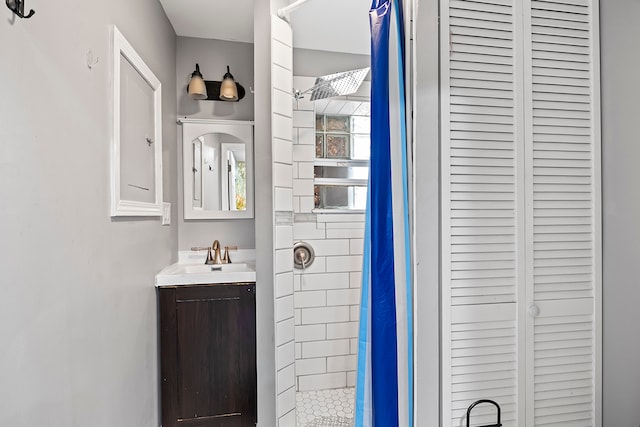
[{"xmin": 296, "ymin": 388, "xmax": 355, "ymax": 427}]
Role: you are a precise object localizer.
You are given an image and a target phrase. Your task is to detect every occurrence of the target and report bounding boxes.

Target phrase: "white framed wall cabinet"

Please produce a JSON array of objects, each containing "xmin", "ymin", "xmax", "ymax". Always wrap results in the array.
[
  {"xmin": 440, "ymin": 0, "xmax": 601, "ymax": 426},
  {"xmin": 110, "ymin": 25, "xmax": 163, "ymax": 217}
]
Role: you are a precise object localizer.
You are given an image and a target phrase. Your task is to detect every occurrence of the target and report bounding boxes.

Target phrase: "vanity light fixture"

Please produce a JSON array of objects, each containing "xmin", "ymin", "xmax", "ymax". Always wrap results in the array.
[
  {"xmin": 187, "ymin": 64, "xmax": 246, "ymax": 102},
  {"xmin": 187, "ymin": 64, "xmax": 208, "ymax": 100},
  {"xmin": 219, "ymin": 66, "xmax": 239, "ymax": 101}
]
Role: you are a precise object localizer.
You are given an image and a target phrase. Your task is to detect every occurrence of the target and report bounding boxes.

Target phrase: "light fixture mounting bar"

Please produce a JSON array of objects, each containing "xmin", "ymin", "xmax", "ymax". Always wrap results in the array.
[{"xmin": 187, "ymin": 80, "xmax": 246, "ymax": 102}]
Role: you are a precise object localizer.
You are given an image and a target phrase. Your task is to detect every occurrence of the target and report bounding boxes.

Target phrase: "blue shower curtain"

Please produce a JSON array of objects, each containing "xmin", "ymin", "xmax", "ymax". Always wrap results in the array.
[{"xmin": 355, "ymin": 0, "xmax": 413, "ymax": 426}]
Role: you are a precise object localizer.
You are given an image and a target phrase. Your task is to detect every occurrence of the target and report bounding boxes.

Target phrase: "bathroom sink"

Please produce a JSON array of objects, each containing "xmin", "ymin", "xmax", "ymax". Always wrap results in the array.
[
  {"xmin": 178, "ymin": 263, "xmax": 249, "ymax": 274},
  {"xmin": 155, "ymin": 262, "xmax": 256, "ymax": 286}
]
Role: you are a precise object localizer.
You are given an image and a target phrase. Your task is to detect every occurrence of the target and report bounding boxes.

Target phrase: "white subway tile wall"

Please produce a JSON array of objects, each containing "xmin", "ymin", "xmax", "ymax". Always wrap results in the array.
[
  {"xmin": 273, "ymin": 16, "xmax": 295, "ymax": 424},
  {"xmin": 326, "ymin": 322, "xmax": 359, "ymax": 340},
  {"xmin": 293, "ymin": 179, "xmax": 314, "ymax": 197},
  {"xmin": 298, "ymin": 372, "xmax": 347, "ymax": 392},
  {"xmin": 346, "ymin": 372, "xmax": 357, "ymax": 388},
  {"xmin": 274, "ymin": 113, "xmax": 293, "ymax": 141},
  {"xmin": 275, "ymin": 187, "xmax": 294, "ymax": 212},
  {"xmin": 275, "ymin": 248, "xmax": 293, "ymax": 274},
  {"xmin": 275, "ymin": 295, "xmax": 293, "ymax": 322},
  {"xmin": 291, "ymin": 76, "xmax": 365, "ymax": 391},
  {"xmin": 273, "ymin": 38, "xmax": 293, "ymax": 70},
  {"xmin": 277, "ymin": 322, "xmax": 295, "ymax": 357},
  {"xmin": 275, "ymin": 272, "xmax": 294, "ymax": 298},
  {"xmin": 273, "ymin": 163, "xmax": 293, "ymax": 188},
  {"xmin": 278, "ymin": 387, "xmax": 297, "ymax": 427},
  {"xmin": 327, "ymin": 355, "xmax": 357, "ymax": 373},
  {"xmin": 279, "ymin": 409, "xmax": 297, "ymax": 427},
  {"xmin": 295, "ymin": 324, "xmax": 326, "ymax": 342},
  {"xmin": 293, "ymin": 110, "xmax": 316, "ymax": 128},
  {"xmin": 298, "ymin": 127, "xmax": 315, "ymax": 146},
  {"xmin": 293, "ymin": 144, "xmax": 316, "ymax": 162},
  {"xmin": 299, "ymin": 196, "xmax": 315, "ymax": 213},
  {"xmin": 278, "ymin": 389, "xmax": 296, "ymax": 424},
  {"xmin": 326, "ymin": 228, "xmax": 364, "ymax": 239},
  {"xmin": 278, "ymin": 341, "xmax": 296, "ymax": 371},
  {"xmin": 298, "ymin": 162, "xmax": 315, "ymax": 179},
  {"xmin": 294, "ymin": 221, "xmax": 326, "ymax": 240},
  {"xmin": 278, "ymin": 364, "xmax": 296, "ymax": 394},
  {"xmin": 275, "ymin": 226, "xmax": 294, "ymax": 250},
  {"xmin": 295, "ymin": 291, "xmax": 327, "ymax": 308},
  {"xmin": 296, "ymin": 357, "xmax": 327, "ymax": 376},
  {"xmin": 301, "ymin": 307, "xmax": 350, "ymax": 326},
  {"xmin": 273, "ymin": 138, "xmax": 293, "ymax": 165}
]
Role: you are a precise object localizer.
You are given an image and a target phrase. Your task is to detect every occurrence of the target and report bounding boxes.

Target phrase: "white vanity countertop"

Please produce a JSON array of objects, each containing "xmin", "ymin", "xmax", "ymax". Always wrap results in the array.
[{"xmin": 156, "ymin": 249, "xmax": 256, "ymax": 287}]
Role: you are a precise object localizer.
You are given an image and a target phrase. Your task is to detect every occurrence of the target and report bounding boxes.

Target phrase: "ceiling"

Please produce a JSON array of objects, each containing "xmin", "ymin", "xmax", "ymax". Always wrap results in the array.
[
  {"xmin": 158, "ymin": 0, "xmax": 371, "ymax": 56},
  {"xmin": 158, "ymin": 0, "xmax": 255, "ymax": 43}
]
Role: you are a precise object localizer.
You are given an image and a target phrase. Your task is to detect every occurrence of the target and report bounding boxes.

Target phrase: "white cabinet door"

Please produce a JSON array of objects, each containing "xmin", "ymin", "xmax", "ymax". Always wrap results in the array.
[
  {"xmin": 441, "ymin": 1, "xmax": 526, "ymax": 425},
  {"xmin": 524, "ymin": 1, "xmax": 601, "ymax": 425}
]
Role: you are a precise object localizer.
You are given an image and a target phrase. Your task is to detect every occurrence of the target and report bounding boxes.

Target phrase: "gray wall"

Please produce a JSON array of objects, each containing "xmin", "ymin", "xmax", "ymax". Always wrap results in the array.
[
  {"xmin": 293, "ymin": 48, "xmax": 370, "ymax": 78},
  {"xmin": 0, "ymin": 1, "xmax": 177, "ymax": 426},
  {"xmin": 600, "ymin": 1, "xmax": 640, "ymax": 425},
  {"xmin": 413, "ymin": 0, "xmax": 441, "ymax": 424},
  {"xmin": 177, "ymin": 37, "xmax": 254, "ymax": 121},
  {"xmin": 176, "ymin": 37, "xmax": 255, "ymax": 250}
]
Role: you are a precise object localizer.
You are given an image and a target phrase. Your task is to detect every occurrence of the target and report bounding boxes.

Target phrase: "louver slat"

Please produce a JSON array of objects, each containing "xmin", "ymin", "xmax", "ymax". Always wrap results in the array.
[{"xmin": 528, "ymin": 1, "xmax": 596, "ymax": 425}]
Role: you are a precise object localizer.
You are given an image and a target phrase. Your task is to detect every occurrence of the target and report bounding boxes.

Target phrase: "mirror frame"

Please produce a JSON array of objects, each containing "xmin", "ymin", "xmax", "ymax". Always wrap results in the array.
[{"xmin": 179, "ymin": 118, "xmax": 254, "ymax": 220}]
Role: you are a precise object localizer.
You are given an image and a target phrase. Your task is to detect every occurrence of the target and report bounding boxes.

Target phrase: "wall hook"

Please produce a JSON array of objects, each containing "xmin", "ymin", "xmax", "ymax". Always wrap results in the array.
[
  {"xmin": 86, "ymin": 50, "xmax": 99, "ymax": 69},
  {"xmin": 6, "ymin": 0, "xmax": 35, "ymax": 19}
]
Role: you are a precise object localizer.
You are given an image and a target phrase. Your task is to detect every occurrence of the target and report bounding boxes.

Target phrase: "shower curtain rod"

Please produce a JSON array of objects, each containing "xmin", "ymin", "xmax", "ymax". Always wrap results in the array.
[{"xmin": 277, "ymin": 0, "xmax": 313, "ymax": 19}]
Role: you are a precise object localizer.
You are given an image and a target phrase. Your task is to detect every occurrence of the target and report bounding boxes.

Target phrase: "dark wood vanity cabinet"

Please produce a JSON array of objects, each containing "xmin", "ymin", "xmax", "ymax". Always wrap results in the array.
[{"xmin": 158, "ymin": 283, "xmax": 257, "ymax": 427}]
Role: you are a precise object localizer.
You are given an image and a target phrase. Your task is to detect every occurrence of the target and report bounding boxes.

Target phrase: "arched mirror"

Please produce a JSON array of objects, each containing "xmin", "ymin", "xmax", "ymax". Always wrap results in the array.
[{"xmin": 179, "ymin": 119, "xmax": 254, "ymax": 219}]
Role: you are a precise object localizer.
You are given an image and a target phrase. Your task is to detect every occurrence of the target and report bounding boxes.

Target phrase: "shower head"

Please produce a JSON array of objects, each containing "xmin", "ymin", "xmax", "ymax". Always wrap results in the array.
[{"xmin": 294, "ymin": 67, "xmax": 370, "ymax": 101}]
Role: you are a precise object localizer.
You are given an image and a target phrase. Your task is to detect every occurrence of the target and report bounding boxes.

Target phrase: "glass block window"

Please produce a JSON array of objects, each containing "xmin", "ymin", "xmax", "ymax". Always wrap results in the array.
[{"xmin": 314, "ymin": 114, "xmax": 370, "ymax": 210}]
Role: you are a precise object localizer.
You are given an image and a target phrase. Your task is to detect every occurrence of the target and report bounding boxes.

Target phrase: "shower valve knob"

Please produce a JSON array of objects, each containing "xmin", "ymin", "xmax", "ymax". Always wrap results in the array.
[{"xmin": 293, "ymin": 242, "xmax": 315, "ymax": 270}]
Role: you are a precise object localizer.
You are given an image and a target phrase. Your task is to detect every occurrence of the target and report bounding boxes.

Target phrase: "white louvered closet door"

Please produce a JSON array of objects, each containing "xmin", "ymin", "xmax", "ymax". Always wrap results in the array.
[
  {"xmin": 441, "ymin": 0, "xmax": 601, "ymax": 426},
  {"xmin": 441, "ymin": 1, "xmax": 525, "ymax": 426},
  {"xmin": 524, "ymin": 0, "xmax": 601, "ymax": 426}
]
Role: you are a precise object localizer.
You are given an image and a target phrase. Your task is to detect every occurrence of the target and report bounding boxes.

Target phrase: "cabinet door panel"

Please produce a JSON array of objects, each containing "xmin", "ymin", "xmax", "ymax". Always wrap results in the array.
[
  {"xmin": 175, "ymin": 285, "xmax": 255, "ymax": 423},
  {"xmin": 176, "ymin": 415, "xmax": 242, "ymax": 427},
  {"xmin": 160, "ymin": 284, "xmax": 256, "ymax": 427}
]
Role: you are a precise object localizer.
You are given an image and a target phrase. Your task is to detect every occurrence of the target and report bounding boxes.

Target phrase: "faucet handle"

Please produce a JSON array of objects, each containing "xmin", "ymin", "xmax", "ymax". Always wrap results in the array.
[
  {"xmin": 191, "ymin": 245, "xmax": 217, "ymax": 265},
  {"xmin": 205, "ymin": 247, "xmax": 215, "ymax": 265},
  {"xmin": 222, "ymin": 245, "xmax": 238, "ymax": 264}
]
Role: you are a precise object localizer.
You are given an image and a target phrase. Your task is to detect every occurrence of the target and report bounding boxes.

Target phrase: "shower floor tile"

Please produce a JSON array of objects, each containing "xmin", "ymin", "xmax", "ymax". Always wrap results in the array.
[{"xmin": 296, "ymin": 387, "xmax": 355, "ymax": 427}]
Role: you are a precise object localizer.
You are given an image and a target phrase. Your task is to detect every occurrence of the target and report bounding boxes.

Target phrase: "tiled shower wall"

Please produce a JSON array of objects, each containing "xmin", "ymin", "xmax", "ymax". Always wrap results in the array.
[
  {"xmin": 272, "ymin": 16, "xmax": 296, "ymax": 427},
  {"xmin": 291, "ymin": 77, "xmax": 365, "ymax": 392}
]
